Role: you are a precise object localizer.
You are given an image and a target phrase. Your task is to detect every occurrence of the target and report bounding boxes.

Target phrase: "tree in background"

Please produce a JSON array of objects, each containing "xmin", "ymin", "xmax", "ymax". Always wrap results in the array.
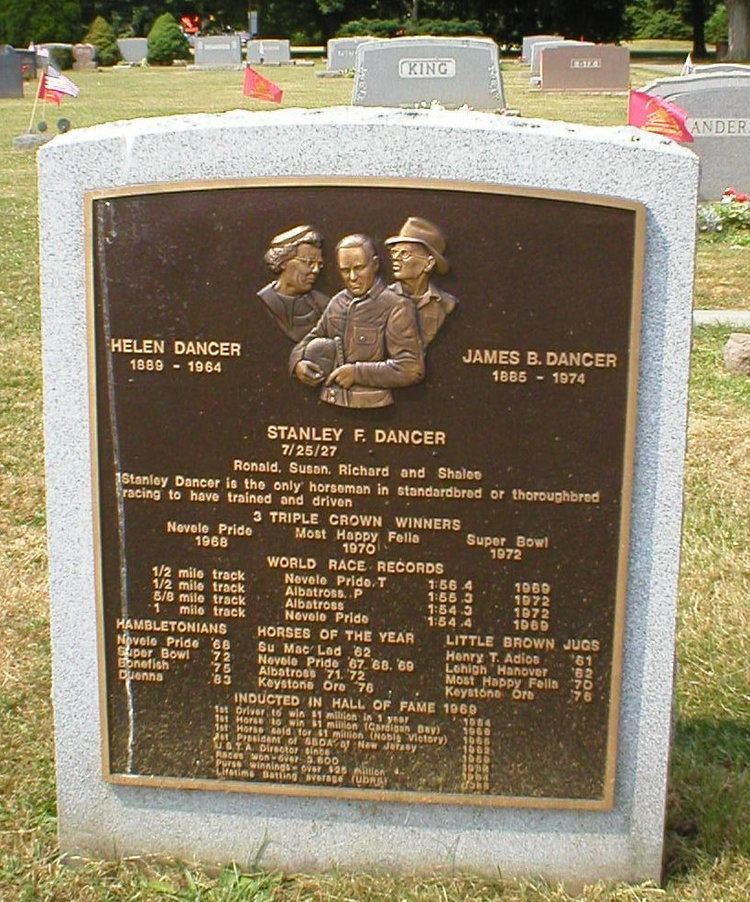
[
  {"xmin": 84, "ymin": 14, "xmax": 121, "ymax": 64},
  {"xmin": 726, "ymin": 0, "xmax": 750, "ymax": 56},
  {"xmin": 147, "ymin": 11, "xmax": 190, "ymax": 64},
  {"xmin": 0, "ymin": 0, "xmax": 82, "ymax": 45}
]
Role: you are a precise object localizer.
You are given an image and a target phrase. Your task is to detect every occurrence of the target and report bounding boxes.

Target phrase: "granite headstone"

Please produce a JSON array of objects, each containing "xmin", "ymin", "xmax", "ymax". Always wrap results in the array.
[
  {"xmin": 694, "ymin": 63, "xmax": 750, "ymax": 76},
  {"xmin": 39, "ymin": 105, "xmax": 697, "ymax": 887},
  {"xmin": 73, "ymin": 43, "xmax": 97, "ymax": 71},
  {"xmin": 11, "ymin": 47, "xmax": 37, "ymax": 80},
  {"xmin": 325, "ymin": 37, "xmax": 378, "ymax": 73},
  {"xmin": 117, "ymin": 38, "xmax": 148, "ymax": 65},
  {"xmin": 38, "ymin": 43, "xmax": 73, "ymax": 70},
  {"xmin": 194, "ymin": 35, "xmax": 242, "ymax": 68},
  {"xmin": 530, "ymin": 41, "xmax": 593, "ymax": 79},
  {"xmin": 247, "ymin": 39, "xmax": 291, "ymax": 65},
  {"xmin": 521, "ymin": 35, "xmax": 563, "ymax": 63},
  {"xmin": 540, "ymin": 44, "xmax": 630, "ymax": 92},
  {"xmin": 641, "ymin": 72, "xmax": 750, "ymax": 198},
  {"xmin": 0, "ymin": 46, "xmax": 23, "ymax": 97},
  {"xmin": 353, "ymin": 37, "xmax": 504, "ymax": 110}
]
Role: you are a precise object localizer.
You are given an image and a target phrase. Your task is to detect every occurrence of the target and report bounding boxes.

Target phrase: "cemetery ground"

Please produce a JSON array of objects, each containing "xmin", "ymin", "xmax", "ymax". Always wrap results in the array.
[{"xmin": 0, "ymin": 62, "xmax": 748, "ymax": 901}]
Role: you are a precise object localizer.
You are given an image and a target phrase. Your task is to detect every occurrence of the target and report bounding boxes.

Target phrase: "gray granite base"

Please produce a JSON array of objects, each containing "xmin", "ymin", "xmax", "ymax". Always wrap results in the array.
[
  {"xmin": 13, "ymin": 132, "xmax": 52, "ymax": 151},
  {"xmin": 38, "ymin": 107, "xmax": 698, "ymax": 886}
]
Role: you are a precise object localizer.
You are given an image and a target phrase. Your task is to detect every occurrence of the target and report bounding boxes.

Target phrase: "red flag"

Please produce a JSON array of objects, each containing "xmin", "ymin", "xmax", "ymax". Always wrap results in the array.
[
  {"xmin": 37, "ymin": 74, "xmax": 61, "ymax": 105},
  {"xmin": 628, "ymin": 90, "xmax": 693, "ymax": 143},
  {"xmin": 243, "ymin": 66, "xmax": 283, "ymax": 104}
]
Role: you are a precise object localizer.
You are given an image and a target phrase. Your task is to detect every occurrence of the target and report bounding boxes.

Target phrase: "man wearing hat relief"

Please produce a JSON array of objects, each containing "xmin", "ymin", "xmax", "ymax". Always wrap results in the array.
[
  {"xmin": 385, "ymin": 217, "xmax": 457, "ymax": 347},
  {"xmin": 290, "ymin": 234, "xmax": 424, "ymax": 409},
  {"xmin": 257, "ymin": 225, "xmax": 329, "ymax": 342}
]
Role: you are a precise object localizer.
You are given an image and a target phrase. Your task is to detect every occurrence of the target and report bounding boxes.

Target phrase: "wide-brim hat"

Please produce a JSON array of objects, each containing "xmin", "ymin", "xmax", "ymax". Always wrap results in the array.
[{"xmin": 385, "ymin": 216, "xmax": 449, "ymax": 275}]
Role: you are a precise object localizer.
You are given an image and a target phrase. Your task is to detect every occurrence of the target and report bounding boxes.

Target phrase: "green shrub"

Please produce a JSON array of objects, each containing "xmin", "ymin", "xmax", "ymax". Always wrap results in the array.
[
  {"xmin": 290, "ymin": 28, "xmax": 323, "ymax": 45},
  {"xmin": 338, "ymin": 17, "xmax": 483, "ymax": 39},
  {"xmin": 147, "ymin": 12, "xmax": 190, "ymax": 65},
  {"xmin": 404, "ymin": 18, "xmax": 483, "ymax": 37},
  {"xmin": 705, "ymin": 4, "xmax": 728, "ymax": 44},
  {"xmin": 84, "ymin": 16, "xmax": 121, "ymax": 66},
  {"xmin": 624, "ymin": 0, "xmax": 692, "ymax": 40},
  {"xmin": 48, "ymin": 44, "xmax": 74, "ymax": 70},
  {"xmin": 337, "ymin": 18, "xmax": 401, "ymax": 38}
]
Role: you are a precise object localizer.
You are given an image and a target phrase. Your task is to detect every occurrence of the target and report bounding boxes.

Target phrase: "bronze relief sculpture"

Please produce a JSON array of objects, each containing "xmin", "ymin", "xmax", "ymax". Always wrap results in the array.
[
  {"xmin": 290, "ymin": 234, "xmax": 425, "ymax": 408},
  {"xmin": 257, "ymin": 225, "xmax": 329, "ymax": 342},
  {"xmin": 385, "ymin": 217, "xmax": 458, "ymax": 347}
]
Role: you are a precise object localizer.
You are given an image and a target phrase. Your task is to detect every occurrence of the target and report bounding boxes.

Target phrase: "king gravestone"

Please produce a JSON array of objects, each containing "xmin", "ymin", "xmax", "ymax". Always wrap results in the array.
[
  {"xmin": 353, "ymin": 37, "xmax": 504, "ymax": 110},
  {"xmin": 194, "ymin": 35, "xmax": 242, "ymax": 69},
  {"xmin": 641, "ymin": 72, "xmax": 750, "ymax": 198},
  {"xmin": 39, "ymin": 105, "xmax": 697, "ymax": 887},
  {"xmin": 247, "ymin": 40, "xmax": 291, "ymax": 65}
]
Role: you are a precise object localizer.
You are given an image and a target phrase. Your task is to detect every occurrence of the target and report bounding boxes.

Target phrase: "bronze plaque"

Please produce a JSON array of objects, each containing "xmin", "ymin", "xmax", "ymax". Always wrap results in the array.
[{"xmin": 89, "ymin": 179, "xmax": 643, "ymax": 809}]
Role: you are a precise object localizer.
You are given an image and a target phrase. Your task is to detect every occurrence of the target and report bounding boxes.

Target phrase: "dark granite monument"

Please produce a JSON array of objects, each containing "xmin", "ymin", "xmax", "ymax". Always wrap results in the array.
[{"xmin": 0, "ymin": 46, "xmax": 24, "ymax": 98}]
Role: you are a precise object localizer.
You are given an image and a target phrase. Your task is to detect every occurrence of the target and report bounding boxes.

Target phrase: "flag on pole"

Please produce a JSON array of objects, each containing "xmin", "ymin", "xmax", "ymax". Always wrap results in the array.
[
  {"xmin": 243, "ymin": 66, "xmax": 283, "ymax": 104},
  {"xmin": 628, "ymin": 90, "xmax": 693, "ymax": 143},
  {"xmin": 680, "ymin": 52, "xmax": 695, "ymax": 76},
  {"xmin": 39, "ymin": 66, "xmax": 80, "ymax": 105}
]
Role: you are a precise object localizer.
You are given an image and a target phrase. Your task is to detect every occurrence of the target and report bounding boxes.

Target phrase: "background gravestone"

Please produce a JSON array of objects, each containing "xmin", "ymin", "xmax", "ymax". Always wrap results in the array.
[
  {"xmin": 11, "ymin": 47, "xmax": 37, "ymax": 80},
  {"xmin": 641, "ymin": 72, "xmax": 750, "ymax": 199},
  {"xmin": 325, "ymin": 37, "xmax": 378, "ymax": 73},
  {"xmin": 0, "ymin": 46, "xmax": 23, "ymax": 98},
  {"xmin": 540, "ymin": 44, "xmax": 630, "ymax": 92},
  {"xmin": 193, "ymin": 35, "xmax": 242, "ymax": 68},
  {"xmin": 695, "ymin": 63, "xmax": 750, "ymax": 76},
  {"xmin": 247, "ymin": 39, "xmax": 291, "ymax": 65},
  {"xmin": 521, "ymin": 34, "xmax": 562, "ymax": 63},
  {"xmin": 530, "ymin": 40, "xmax": 592, "ymax": 78},
  {"xmin": 353, "ymin": 37, "xmax": 504, "ymax": 110},
  {"xmin": 117, "ymin": 38, "xmax": 148, "ymax": 65},
  {"xmin": 39, "ymin": 105, "xmax": 697, "ymax": 886},
  {"xmin": 73, "ymin": 43, "xmax": 97, "ymax": 70},
  {"xmin": 38, "ymin": 43, "xmax": 73, "ymax": 69}
]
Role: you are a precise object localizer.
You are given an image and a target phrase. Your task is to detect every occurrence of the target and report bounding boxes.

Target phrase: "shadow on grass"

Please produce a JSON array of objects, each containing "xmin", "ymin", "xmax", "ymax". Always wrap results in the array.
[{"xmin": 664, "ymin": 716, "xmax": 750, "ymax": 878}]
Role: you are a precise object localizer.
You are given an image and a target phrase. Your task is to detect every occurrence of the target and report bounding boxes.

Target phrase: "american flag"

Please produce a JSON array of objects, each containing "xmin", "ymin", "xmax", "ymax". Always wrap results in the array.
[{"xmin": 40, "ymin": 66, "xmax": 80, "ymax": 103}]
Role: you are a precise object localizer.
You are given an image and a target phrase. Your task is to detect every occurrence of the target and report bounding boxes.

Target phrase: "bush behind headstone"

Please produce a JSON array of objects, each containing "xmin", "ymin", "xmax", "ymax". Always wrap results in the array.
[
  {"xmin": 706, "ymin": 5, "xmax": 728, "ymax": 44},
  {"xmin": 49, "ymin": 45, "xmax": 74, "ymax": 70},
  {"xmin": 147, "ymin": 13, "xmax": 190, "ymax": 66},
  {"xmin": 338, "ymin": 18, "xmax": 483, "ymax": 39},
  {"xmin": 84, "ymin": 16, "xmax": 121, "ymax": 66}
]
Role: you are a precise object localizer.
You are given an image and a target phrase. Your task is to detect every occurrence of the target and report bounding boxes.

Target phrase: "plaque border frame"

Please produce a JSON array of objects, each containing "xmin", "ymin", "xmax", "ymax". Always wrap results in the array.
[{"xmin": 85, "ymin": 177, "xmax": 645, "ymax": 811}]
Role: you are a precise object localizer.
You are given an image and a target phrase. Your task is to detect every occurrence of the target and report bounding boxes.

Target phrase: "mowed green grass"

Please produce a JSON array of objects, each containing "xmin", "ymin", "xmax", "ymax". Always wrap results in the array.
[{"xmin": 0, "ymin": 63, "xmax": 748, "ymax": 901}]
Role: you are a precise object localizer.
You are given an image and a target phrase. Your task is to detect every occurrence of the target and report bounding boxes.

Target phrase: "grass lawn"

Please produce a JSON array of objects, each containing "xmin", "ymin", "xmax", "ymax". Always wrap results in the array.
[{"xmin": 0, "ymin": 64, "xmax": 748, "ymax": 901}]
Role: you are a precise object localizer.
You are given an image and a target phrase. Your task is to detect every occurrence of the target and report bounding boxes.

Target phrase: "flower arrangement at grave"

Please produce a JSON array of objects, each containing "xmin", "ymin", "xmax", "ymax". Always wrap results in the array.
[{"xmin": 697, "ymin": 187, "xmax": 750, "ymax": 241}]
